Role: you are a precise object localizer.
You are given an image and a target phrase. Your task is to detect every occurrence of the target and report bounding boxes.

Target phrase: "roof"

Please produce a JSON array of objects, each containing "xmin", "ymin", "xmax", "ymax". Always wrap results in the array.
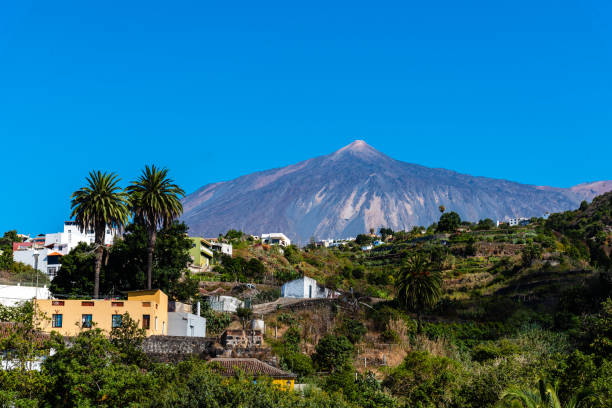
[
  {"xmin": 209, "ymin": 358, "xmax": 296, "ymax": 379},
  {"xmin": 47, "ymin": 251, "xmax": 63, "ymax": 256}
]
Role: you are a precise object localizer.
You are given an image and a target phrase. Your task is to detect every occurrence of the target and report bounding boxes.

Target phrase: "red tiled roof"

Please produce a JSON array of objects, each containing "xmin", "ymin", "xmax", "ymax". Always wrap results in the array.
[
  {"xmin": 47, "ymin": 251, "xmax": 63, "ymax": 256},
  {"xmin": 209, "ymin": 358, "xmax": 296, "ymax": 379},
  {"xmin": 12, "ymin": 242, "xmax": 32, "ymax": 251}
]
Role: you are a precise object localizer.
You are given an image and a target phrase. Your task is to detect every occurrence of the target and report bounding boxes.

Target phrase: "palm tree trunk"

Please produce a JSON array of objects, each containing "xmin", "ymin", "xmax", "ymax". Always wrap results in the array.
[
  {"xmin": 146, "ymin": 228, "xmax": 156, "ymax": 290},
  {"xmin": 417, "ymin": 310, "xmax": 423, "ymax": 334},
  {"xmin": 94, "ymin": 225, "xmax": 105, "ymax": 299},
  {"xmin": 94, "ymin": 245, "xmax": 103, "ymax": 298}
]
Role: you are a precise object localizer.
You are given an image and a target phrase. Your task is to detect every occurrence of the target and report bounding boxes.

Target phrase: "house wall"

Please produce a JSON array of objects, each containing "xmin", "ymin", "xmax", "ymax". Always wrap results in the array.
[
  {"xmin": 207, "ymin": 295, "xmax": 243, "ymax": 312},
  {"xmin": 13, "ymin": 248, "xmax": 61, "ymax": 277},
  {"xmin": 281, "ymin": 276, "xmax": 331, "ymax": 299},
  {"xmin": 167, "ymin": 312, "xmax": 206, "ymax": 337},
  {"xmin": 35, "ymin": 290, "xmax": 168, "ymax": 337},
  {"xmin": 0, "ymin": 285, "xmax": 50, "ymax": 307},
  {"xmin": 45, "ymin": 222, "xmax": 116, "ymax": 253}
]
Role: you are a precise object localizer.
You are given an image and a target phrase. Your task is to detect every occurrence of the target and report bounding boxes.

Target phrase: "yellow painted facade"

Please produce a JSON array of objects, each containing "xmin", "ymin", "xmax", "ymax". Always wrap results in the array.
[
  {"xmin": 35, "ymin": 289, "xmax": 168, "ymax": 337},
  {"xmin": 272, "ymin": 378, "xmax": 295, "ymax": 391}
]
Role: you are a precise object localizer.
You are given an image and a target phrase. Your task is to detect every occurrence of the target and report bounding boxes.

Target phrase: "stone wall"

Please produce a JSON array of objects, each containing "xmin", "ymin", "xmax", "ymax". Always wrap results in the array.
[{"xmin": 142, "ymin": 335, "xmax": 216, "ymax": 363}]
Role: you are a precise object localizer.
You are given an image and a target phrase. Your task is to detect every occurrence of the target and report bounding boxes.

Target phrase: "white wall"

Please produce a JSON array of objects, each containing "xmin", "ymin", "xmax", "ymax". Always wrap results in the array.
[
  {"xmin": 167, "ymin": 312, "xmax": 206, "ymax": 337},
  {"xmin": 207, "ymin": 295, "xmax": 243, "ymax": 313},
  {"xmin": 13, "ymin": 248, "xmax": 61, "ymax": 278},
  {"xmin": 0, "ymin": 284, "xmax": 50, "ymax": 307},
  {"xmin": 281, "ymin": 276, "xmax": 333, "ymax": 299},
  {"xmin": 45, "ymin": 222, "xmax": 117, "ymax": 253}
]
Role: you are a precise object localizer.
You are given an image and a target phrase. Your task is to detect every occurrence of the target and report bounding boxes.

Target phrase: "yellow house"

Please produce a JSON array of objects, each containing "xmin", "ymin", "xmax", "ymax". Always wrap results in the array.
[
  {"xmin": 209, "ymin": 358, "xmax": 296, "ymax": 391},
  {"xmin": 35, "ymin": 289, "xmax": 168, "ymax": 337}
]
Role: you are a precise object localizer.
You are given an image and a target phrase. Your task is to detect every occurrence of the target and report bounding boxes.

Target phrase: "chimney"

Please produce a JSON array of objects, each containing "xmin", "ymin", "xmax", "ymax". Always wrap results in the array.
[{"xmin": 196, "ymin": 301, "xmax": 201, "ymax": 316}]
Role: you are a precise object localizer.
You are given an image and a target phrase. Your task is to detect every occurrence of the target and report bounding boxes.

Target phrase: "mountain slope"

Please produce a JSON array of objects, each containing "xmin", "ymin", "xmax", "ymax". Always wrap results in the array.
[{"xmin": 181, "ymin": 141, "xmax": 610, "ymax": 242}]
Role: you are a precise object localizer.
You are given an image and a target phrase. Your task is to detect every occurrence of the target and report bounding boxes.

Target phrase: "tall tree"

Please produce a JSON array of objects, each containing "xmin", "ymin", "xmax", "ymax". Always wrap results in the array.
[
  {"xmin": 396, "ymin": 253, "xmax": 442, "ymax": 333},
  {"xmin": 127, "ymin": 165, "xmax": 184, "ymax": 290},
  {"xmin": 70, "ymin": 171, "xmax": 128, "ymax": 299},
  {"xmin": 498, "ymin": 379, "xmax": 591, "ymax": 408}
]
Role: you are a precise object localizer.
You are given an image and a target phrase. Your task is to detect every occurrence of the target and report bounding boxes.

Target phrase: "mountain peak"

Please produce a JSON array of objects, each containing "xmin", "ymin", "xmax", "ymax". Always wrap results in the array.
[{"xmin": 331, "ymin": 140, "xmax": 386, "ymax": 161}]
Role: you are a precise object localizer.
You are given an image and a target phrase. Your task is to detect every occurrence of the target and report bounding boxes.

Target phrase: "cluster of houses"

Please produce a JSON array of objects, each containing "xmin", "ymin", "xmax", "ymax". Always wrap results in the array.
[
  {"xmin": 12, "ymin": 221, "xmax": 117, "ymax": 278},
  {"xmin": 1, "ymin": 225, "xmax": 345, "ymax": 388}
]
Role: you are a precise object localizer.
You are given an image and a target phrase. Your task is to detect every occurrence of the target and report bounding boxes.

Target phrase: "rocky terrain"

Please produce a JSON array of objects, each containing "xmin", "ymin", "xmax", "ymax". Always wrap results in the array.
[{"xmin": 182, "ymin": 141, "xmax": 611, "ymax": 242}]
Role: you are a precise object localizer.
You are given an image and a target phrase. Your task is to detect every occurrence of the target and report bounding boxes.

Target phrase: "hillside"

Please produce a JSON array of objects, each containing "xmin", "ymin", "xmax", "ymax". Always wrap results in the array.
[
  {"xmin": 181, "ymin": 140, "xmax": 610, "ymax": 242},
  {"xmin": 189, "ymin": 198, "xmax": 612, "ymax": 408}
]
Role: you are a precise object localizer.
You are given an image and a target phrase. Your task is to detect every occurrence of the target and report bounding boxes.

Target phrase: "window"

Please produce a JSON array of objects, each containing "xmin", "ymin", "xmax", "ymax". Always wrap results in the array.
[
  {"xmin": 142, "ymin": 315, "xmax": 150, "ymax": 329},
  {"xmin": 81, "ymin": 301, "xmax": 94, "ymax": 306},
  {"xmin": 52, "ymin": 314, "xmax": 62, "ymax": 328},
  {"xmin": 82, "ymin": 314, "xmax": 92, "ymax": 328},
  {"xmin": 142, "ymin": 302, "xmax": 151, "ymax": 307},
  {"xmin": 52, "ymin": 300, "xmax": 64, "ymax": 306},
  {"xmin": 111, "ymin": 302, "xmax": 123, "ymax": 307},
  {"xmin": 111, "ymin": 314, "xmax": 122, "ymax": 328}
]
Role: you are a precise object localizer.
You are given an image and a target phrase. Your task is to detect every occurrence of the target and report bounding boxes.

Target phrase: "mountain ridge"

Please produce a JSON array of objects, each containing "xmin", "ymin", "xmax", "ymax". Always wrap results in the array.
[{"xmin": 181, "ymin": 141, "xmax": 611, "ymax": 242}]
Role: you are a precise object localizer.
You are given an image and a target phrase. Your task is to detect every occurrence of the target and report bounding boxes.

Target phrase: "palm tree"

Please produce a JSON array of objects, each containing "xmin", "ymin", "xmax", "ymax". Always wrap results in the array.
[
  {"xmin": 71, "ymin": 171, "xmax": 129, "ymax": 299},
  {"xmin": 396, "ymin": 253, "xmax": 442, "ymax": 333},
  {"xmin": 127, "ymin": 165, "xmax": 184, "ymax": 290},
  {"xmin": 498, "ymin": 379, "xmax": 592, "ymax": 408}
]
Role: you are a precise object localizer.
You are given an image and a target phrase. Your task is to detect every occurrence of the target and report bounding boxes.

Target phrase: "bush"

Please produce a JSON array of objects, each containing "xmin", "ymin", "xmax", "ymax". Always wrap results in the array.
[
  {"xmin": 336, "ymin": 318, "xmax": 367, "ymax": 344},
  {"xmin": 383, "ymin": 351, "xmax": 461, "ymax": 407},
  {"xmin": 471, "ymin": 339, "xmax": 520, "ymax": 362}
]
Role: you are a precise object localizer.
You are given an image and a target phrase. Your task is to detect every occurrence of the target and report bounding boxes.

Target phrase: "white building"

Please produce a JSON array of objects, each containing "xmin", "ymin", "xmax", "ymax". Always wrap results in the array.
[
  {"xmin": 211, "ymin": 241, "xmax": 233, "ymax": 256},
  {"xmin": 281, "ymin": 276, "xmax": 338, "ymax": 299},
  {"xmin": 166, "ymin": 301, "xmax": 207, "ymax": 337},
  {"xmin": 261, "ymin": 233, "xmax": 291, "ymax": 247},
  {"xmin": 45, "ymin": 221, "xmax": 117, "ymax": 253},
  {"xmin": 0, "ymin": 284, "xmax": 51, "ymax": 307},
  {"xmin": 13, "ymin": 248, "xmax": 63, "ymax": 278},
  {"xmin": 206, "ymin": 295, "xmax": 244, "ymax": 313}
]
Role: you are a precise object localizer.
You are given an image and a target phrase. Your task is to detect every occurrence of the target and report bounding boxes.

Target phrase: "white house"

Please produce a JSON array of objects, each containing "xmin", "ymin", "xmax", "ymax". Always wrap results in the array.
[
  {"xmin": 211, "ymin": 241, "xmax": 233, "ymax": 256},
  {"xmin": 0, "ymin": 284, "xmax": 51, "ymax": 307},
  {"xmin": 261, "ymin": 233, "xmax": 291, "ymax": 247},
  {"xmin": 45, "ymin": 221, "xmax": 117, "ymax": 253},
  {"xmin": 281, "ymin": 276, "xmax": 338, "ymax": 299},
  {"xmin": 13, "ymin": 248, "xmax": 63, "ymax": 278},
  {"xmin": 206, "ymin": 295, "xmax": 244, "ymax": 313}
]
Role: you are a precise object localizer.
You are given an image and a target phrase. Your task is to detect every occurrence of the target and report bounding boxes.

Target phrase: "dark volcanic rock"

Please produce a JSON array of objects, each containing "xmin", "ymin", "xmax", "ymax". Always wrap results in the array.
[{"xmin": 181, "ymin": 141, "xmax": 610, "ymax": 243}]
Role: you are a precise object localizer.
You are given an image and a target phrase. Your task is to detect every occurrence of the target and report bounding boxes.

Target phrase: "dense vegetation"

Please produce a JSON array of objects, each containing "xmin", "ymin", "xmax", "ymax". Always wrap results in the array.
[{"xmin": 2, "ymin": 179, "xmax": 611, "ymax": 407}]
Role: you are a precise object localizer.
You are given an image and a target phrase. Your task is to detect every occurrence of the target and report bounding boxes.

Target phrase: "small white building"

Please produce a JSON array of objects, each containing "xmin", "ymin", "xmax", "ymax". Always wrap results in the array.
[
  {"xmin": 211, "ymin": 242, "xmax": 233, "ymax": 256},
  {"xmin": 261, "ymin": 233, "xmax": 291, "ymax": 247},
  {"xmin": 206, "ymin": 295, "xmax": 244, "ymax": 313},
  {"xmin": 167, "ymin": 301, "xmax": 207, "ymax": 337},
  {"xmin": 0, "ymin": 284, "xmax": 51, "ymax": 307},
  {"xmin": 167, "ymin": 312, "xmax": 206, "ymax": 337},
  {"xmin": 281, "ymin": 276, "xmax": 338, "ymax": 299}
]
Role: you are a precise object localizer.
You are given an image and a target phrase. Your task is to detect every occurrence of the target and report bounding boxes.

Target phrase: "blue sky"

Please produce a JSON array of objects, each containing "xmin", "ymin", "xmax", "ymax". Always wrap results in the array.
[{"xmin": 1, "ymin": 0, "xmax": 611, "ymax": 235}]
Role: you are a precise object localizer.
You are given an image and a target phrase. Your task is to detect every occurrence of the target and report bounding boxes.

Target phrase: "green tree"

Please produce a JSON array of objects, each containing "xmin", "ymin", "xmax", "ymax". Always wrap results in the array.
[
  {"xmin": 312, "ymin": 334, "xmax": 353, "ymax": 372},
  {"xmin": 355, "ymin": 234, "xmax": 373, "ymax": 245},
  {"xmin": 70, "ymin": 171, "xmax": 129, "ymax": 298},
  {"xmin": 336, "ymin": 318, "xmax": 367, "ymax": 344},
  {"xmin": 383, "ymin": 351, "xmax": 460, "ymax": 408},
  {"xmin": 498, "ymin": 379, "xmax": 591, "ymax": 408},
  {"xmin": 521, "ymin": 242, "xmax": 543, "ymax": 266},
  {"xmin": 236, "ymin": 307, "xmax": 253, "ymax": 330},
  {"xmin": 109, "ymin": 312, "xmax": 149, "ymax": 367},
  {"xmin": 49, "ymin": 242, "xmax": 97, "ymax": 297},
  {"xmin": 51, "ymin": 222, "xmax": 194, "ymax": 300},
  {"xmin": 437, "ymin": 211, "xmax": 461, "ymax": 232},
  {"xmin": 127, "ymin": 165, "xmax": 184, "ymax": 290},
  {"xmin": 396, "ymin": 253, "xmax": 442, "ymax": 333}
]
